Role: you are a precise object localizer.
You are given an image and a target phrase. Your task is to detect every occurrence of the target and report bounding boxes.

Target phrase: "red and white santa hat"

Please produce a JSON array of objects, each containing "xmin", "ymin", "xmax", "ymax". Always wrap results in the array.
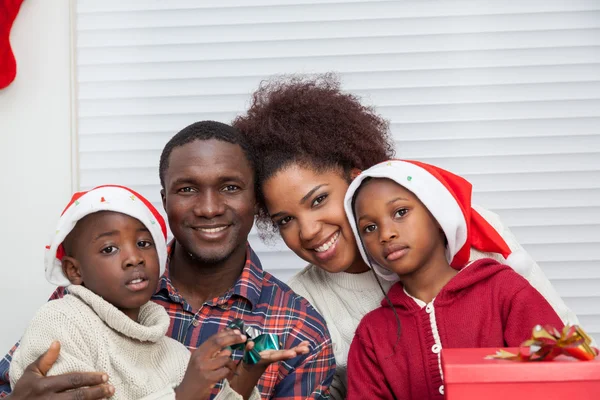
[
  {"xmin": 45, "ymin": 185, "xmax": 168, "ymax": 287},
  {"xmin": 344, "ymin": 159, "xmax": 533, "ymax": 281}
]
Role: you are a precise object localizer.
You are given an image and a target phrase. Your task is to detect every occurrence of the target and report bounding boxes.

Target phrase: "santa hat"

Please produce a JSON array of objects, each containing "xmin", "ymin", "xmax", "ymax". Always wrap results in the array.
[
  {"xmin": 45, "ymin": 185, "xmax": 168, "ymax": 287},
  {"xmin": 344, "ymin": 159, "xmax": 533, "ymax": 281}
]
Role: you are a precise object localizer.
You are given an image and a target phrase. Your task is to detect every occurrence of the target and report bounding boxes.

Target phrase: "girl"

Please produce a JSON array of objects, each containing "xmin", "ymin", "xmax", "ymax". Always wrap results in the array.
[
  {"xmin": 233, "ymin": 74, "xmax": 577, "ymax": 399},
  {"xmin": 344, "ymin": 160, "xmax": 564, "ymax": 399}
]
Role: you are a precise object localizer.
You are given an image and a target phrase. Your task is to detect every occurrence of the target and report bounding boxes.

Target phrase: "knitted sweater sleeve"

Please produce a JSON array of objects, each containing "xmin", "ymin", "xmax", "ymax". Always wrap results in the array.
[
  {"xmin": 9, "ymin": 301, "xmax": 96, "ymax": 388},
  {"xmin": 346, "ymin": 323, "xmax": 393, "ymax": 400},
  {"xmin": 503, "ymin": 278, "xmax": 565, "ymax": 346},
  {"xmin": 213, "ymin": 379, "xmax": 261, "ymax": 400}
]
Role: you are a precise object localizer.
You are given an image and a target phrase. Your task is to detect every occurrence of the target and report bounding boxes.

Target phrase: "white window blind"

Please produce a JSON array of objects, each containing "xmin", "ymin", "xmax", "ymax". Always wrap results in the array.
[{"xmin": 75, "ymin": 0, "xmax": 600, "ymax": 340}]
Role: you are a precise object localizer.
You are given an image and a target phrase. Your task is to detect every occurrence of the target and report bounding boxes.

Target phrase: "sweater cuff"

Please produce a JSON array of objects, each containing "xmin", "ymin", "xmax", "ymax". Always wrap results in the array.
[
  {"xmin": 216, "ymin": 379, "xmax": 261, "ymax": 400},
  {"xmin": 137, "ymin": 385, "xmax": 177, "ymax": 400}
]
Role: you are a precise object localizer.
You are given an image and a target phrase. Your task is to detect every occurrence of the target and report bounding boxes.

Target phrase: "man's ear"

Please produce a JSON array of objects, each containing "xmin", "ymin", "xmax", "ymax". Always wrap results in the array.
[
  {"xmin": 160, "ymin": 188, "xmax": 167, "ymax": 212},
  {"xmin": 350, "ymin": 168, "xmax": 362, "ymax": 180},
  {"xmin": 62, "ymin": 256, "xmax": 83, "ymax": 285}
]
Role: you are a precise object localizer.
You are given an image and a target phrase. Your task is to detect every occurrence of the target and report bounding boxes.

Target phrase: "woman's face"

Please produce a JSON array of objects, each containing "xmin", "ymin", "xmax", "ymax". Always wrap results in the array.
[{"xmin": 262, "ymin": 164, "xmax": 368, "ymax": 274}]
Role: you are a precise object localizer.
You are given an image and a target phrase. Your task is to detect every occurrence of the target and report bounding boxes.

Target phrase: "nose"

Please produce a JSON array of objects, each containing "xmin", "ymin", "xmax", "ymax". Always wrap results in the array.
[
  {"xmin": 123, "ymin": 246, "xmax": 145, "ymax": 269},
  {"xmin": 379, "ymin": 221, "xmax": 398, "ymax": 243},
  {"xmin": 193, "ymin": 189, "xmax": 226, "ymax": 219},
  {"xmin": 298, "ymin": 216, "xmax": 323, "ymax": 245}
]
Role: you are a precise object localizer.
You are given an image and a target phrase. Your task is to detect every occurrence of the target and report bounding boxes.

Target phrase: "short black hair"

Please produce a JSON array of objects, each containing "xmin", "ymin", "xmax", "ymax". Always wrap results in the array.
[{"xmin": 159, "ymin": 120, "xmax": 256, "ymax": 188}]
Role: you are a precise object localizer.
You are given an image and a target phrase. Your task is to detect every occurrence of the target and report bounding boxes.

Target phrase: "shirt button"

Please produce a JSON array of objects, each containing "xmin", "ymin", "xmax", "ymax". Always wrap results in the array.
[
  {"xmin": 439, "ymin": 385, "xmax": 444, "ymax": 395},
  {"xmin": 191, "ymin": 319, "xmax": 199, "ymax": 327},
  {"xmin": 432, "ymin": 344, "xmax": 441, "ymax": 354},
  {"xmin": 425, "ymin": 303, "xmax": 433, "ymax": 313}
]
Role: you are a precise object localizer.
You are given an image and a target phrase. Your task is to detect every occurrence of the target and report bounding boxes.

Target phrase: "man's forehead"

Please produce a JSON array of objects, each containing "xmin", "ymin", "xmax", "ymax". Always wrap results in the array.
[
  {"xmin": 166, "ymin": 139, "xmax": 253, "ymax": 180},
  {"xmin": 173, "ymin": 139, "xmax": 246, "ymax": 163}
]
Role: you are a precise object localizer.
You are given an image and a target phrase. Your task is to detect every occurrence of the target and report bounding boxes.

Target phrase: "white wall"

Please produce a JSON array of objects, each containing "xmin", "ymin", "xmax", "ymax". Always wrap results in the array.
[{"xmin": 0, "ymin": 0, "xmax": 74, "ymax": 352}]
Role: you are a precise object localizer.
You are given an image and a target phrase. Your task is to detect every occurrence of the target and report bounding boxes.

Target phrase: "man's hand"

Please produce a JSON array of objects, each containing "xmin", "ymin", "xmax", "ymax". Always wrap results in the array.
[
  {"xmin": 230, "ymin": 340, "xmax": 311, "ymax": 400},
  {"xmin": 175, "ymin": 330, "xmax": 247, "ymax": 400},
  {"xmin": 9, "ymin": 341, "xmax": 114, "ymax": 399}
]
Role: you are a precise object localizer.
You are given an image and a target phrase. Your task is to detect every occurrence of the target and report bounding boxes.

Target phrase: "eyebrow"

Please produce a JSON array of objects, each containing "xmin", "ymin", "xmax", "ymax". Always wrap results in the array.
[
  {"xmin": 300, "ymin": 184, "xmax": 328, "ymax": 205},
  {"xmin": 93, "ymin": 230, "xmax": 119, "ymax": 241},
  {"xmin": 356, "ymin": 197, "xmax": 409, "ymax": 221},
  {"xmin": 170, "ymin": 175, "xmax": 246, "ymax": 188},
  {"xmin": 387, "ymin": 196, "xmax": 409, "ymax": 205},
  {"xmin": 93, "ymin": 227, "xmax": 149, "ymax": 241}
]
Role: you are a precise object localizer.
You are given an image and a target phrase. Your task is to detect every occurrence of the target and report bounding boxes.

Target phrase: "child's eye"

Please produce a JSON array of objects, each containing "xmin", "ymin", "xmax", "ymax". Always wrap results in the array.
[
  {"xmin": 101, "ymin": 246, "xmax": 117, "ymax": 254},
  {"xmin": 178, "ymin": 187, "xmax": 195, "ymax": 193},
  {"xmin": 138, "ymin": 240, "xmax": 153, "ymax": 248},
  {"xmin": 311, "ymin": 194, "xmax": 327, "ymax": 207},
  {"xmin": 394, "ymin": 208, "xmax": 408, "ymax": 218},
  {"xmin": 363, "ymin": 224, "xmax": 377, "ymax": 233},
  {"xmin": 277, "ymin": 216, "xmax": 293, "ymax": 227}
]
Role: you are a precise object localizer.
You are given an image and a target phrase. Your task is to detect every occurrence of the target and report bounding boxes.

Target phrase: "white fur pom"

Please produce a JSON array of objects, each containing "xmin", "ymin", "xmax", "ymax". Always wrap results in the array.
[{"xmin": 505, "ymin": 250, "xmax": 534, "ymax": 278}]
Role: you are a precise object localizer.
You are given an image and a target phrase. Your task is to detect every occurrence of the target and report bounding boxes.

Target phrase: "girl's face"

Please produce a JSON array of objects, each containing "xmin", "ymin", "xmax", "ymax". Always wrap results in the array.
[
  {"xmin": 262, "ymin": 164, "xmax": 368, "ymax": 274},
  {"xmin": 354, "ymin": 178, "xmax": 447, "ymax": 277}
]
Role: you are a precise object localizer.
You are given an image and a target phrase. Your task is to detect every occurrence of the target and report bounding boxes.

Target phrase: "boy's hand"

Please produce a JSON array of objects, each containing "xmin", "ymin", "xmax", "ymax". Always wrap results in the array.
[
  {"xmin": 175, "ymin": 330, "xmax": 247, "ymax": 400},
  {"xmin": 9, "ymin": 341, "xmax": 114, "ymax": 400},
  {"xmin": 230, "ymin": 340, "xmax": 310, "ymax": 400}
]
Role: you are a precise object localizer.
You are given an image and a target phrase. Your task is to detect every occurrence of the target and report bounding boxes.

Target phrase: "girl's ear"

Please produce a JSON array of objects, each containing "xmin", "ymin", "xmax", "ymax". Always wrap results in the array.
[
  {"xmin": 350, "ymin": 168, "xmax": 362, "ymax": 180},
  {"xmin": 62, "ymin": 256, "xmax": 83, "ymax": 285}
]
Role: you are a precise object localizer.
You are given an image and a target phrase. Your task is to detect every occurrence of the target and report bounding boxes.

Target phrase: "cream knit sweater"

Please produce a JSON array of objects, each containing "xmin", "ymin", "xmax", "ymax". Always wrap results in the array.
[
  {"xmin": 10, "ymin": 284, "xmax": 256, "ymax": 400},
  {"xmin": 287, "ymin": 205, "xmax": 577, "ymax": 400}
]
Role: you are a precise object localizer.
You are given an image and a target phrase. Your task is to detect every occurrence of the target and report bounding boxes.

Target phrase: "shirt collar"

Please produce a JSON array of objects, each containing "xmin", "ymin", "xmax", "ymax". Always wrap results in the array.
[{"xmin": 157, "ymin": 241, "xmax": 264, "ymax": 309}]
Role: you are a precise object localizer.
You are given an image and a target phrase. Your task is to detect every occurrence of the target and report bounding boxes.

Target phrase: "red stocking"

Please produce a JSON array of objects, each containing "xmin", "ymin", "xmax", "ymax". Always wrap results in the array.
[{"xmin": 0, "ymin": 0, "xmax": 25, "ymax": 89}]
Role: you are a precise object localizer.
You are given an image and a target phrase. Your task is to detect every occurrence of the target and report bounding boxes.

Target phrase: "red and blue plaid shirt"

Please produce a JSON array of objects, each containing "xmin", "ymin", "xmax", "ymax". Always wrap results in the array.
[{"xmin": 0, "ymin": 243, "xmax": 335, "ymax": 399}]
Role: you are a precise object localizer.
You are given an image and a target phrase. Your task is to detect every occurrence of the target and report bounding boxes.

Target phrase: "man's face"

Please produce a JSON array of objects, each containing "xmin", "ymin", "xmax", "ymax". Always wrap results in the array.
[{"xmin": 161, "ymin": 139, "xmax": 256, "ymax": 264}]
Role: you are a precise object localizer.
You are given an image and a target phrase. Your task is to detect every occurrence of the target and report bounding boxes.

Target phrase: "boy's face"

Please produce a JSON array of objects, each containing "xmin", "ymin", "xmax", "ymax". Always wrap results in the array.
[
  {"xmin": 354, "ymin": 178, "xmax": 446, "ymax": 277},
  {"xmin": 161, "ymin": 139, "xmax": 256, "ymax": 265},
  {"xmin": 62, "ymin": 211, "xmax": 160, "ymax": 321}
]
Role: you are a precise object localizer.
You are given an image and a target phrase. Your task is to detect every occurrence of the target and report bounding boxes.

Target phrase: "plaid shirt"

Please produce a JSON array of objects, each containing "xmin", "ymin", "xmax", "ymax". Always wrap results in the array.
[{"xmin": 0, "ymin": 243, "xmax": 335, "ymax": 399}]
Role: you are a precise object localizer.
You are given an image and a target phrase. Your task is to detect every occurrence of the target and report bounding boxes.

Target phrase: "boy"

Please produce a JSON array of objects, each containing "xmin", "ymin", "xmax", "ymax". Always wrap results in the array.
[{"xmin": 10, "ymin": 185, "xmax": 306, "ymax": 399}]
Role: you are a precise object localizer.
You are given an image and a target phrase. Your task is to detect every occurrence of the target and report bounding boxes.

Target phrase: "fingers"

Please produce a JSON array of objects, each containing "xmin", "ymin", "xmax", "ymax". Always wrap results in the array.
[
  {"xmin": 36, "ymin": 372, "xmax": 110, "ymax": 393},
  {"xmin": 33, "ymin": 341, "xmax": 61, "ymax": 375},
  {"xmin": 257, "ymin": 341, "xmax": 311, "ymax": 363},
  {"xmin": 55, "ymin": 384, "xmax": 115, "ymax": 400},
  {"xmin": 203, "ymin": 355, "xmax": 238, "ymax": 373},
  {"xmin": 258, "ymin": 349, "xmax": 299, "ymax": 362},
  {"xmin": 196, "ymin": 330, "xmax": 246, "ymax": 358}
]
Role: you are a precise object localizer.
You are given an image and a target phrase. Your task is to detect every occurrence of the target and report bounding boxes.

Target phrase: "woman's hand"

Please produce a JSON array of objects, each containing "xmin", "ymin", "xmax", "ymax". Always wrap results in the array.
[
  {"xmin": 175, "ymin": 330, "xmax": 247, "ymax": 400},
  {"xmin": 9, "ymin": 341, "xmax": 114, "ymax": 400}
]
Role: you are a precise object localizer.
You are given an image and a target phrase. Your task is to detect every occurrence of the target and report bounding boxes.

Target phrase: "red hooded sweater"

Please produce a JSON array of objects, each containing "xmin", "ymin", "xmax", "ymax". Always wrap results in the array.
[{"xmin": 347, "ymin": 258, "xmax": 564, "ymax": 400}]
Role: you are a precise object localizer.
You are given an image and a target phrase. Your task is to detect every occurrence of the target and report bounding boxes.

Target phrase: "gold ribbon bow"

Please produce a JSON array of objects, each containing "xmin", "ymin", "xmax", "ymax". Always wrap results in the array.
[{"xmin": 488, "ymin": 324, "xmax": 599, "ymax": 361}]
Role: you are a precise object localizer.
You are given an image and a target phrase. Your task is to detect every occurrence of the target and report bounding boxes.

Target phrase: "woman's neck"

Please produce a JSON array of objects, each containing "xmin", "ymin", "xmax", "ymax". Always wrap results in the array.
[{"xmin": 344, "ymin": 257, "xmax": 371, "ymax": 274}]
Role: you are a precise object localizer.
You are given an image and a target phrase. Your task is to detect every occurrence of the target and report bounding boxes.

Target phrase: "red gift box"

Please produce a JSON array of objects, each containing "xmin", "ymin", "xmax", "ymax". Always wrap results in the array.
[{"xmin": 442, "ymin": 347, "xmax": 600, "ymax": 400}]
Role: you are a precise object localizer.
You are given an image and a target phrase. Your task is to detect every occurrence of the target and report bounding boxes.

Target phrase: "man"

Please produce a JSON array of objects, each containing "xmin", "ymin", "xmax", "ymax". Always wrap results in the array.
[{"xmin": 1, "ymin": 121, "xmax": 335, "ymax": 399}]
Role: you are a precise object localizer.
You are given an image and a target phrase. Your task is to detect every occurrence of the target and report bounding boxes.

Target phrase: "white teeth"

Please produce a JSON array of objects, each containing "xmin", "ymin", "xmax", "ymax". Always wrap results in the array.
[
  {"xmin": 315, "ymin": 231, "xmax": 340, "ymax": 253},
  {"xmin": 199, "ymin": 226, "xmax": 227, "ymax": 233},
  {"xmin": 129, "ymin": 278, "xmax": 143, "ymax": 284}
]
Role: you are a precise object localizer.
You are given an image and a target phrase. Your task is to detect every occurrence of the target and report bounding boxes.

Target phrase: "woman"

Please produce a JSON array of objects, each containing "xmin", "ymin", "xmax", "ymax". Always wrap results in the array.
[{"xmin": 233, "ymin": 74, "xmax": 577, "ymax": 399}]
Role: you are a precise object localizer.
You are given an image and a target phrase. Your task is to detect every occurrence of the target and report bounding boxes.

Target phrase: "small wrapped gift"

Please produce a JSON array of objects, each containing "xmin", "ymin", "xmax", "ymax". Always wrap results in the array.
[
  {"xmin": 226, "ymin": 318, "xmax": 281, "ymax": 365},
  {"xmin": 442, "ymin": 326, "xmax": 600, "ymax": 400}
]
